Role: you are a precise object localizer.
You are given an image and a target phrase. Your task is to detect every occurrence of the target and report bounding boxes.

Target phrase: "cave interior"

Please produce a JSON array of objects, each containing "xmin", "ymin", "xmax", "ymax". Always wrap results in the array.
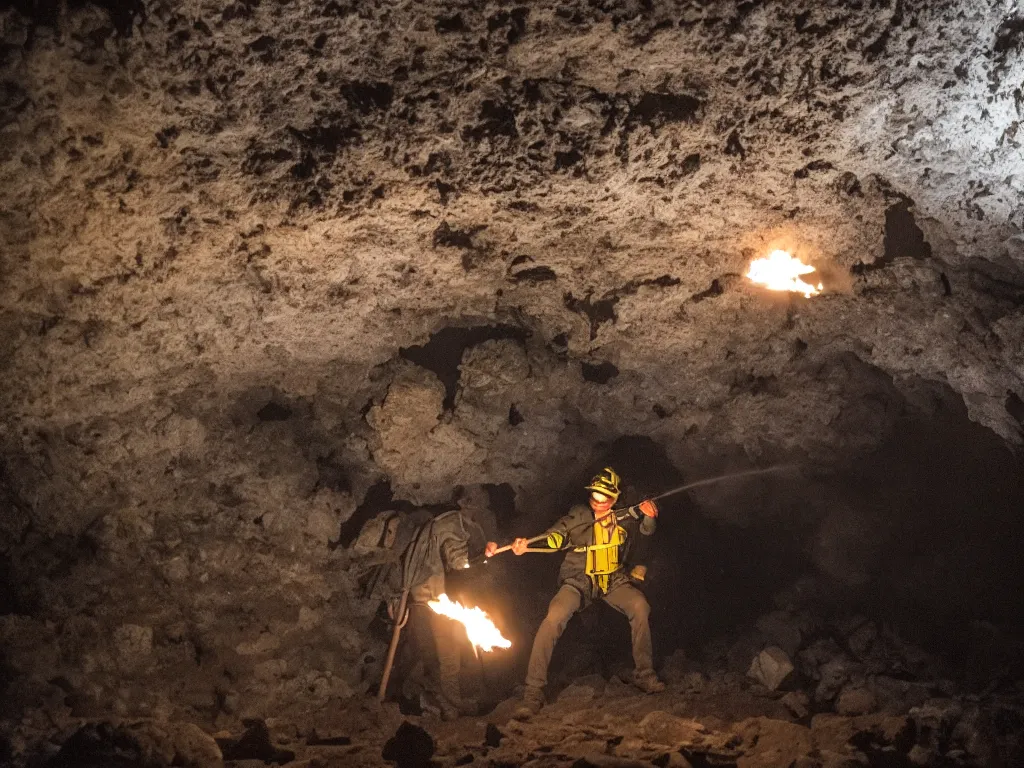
[{"xmin": 2, "ymin": 1, "xmax": 1024, "ymax": 767}]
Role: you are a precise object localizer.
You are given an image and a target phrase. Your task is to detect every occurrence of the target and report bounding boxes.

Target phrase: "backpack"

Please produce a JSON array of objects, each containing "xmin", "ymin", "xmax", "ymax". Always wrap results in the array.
[{"xmin": 351, "ymin": 510, "xmax": 401, "ymax": 558}]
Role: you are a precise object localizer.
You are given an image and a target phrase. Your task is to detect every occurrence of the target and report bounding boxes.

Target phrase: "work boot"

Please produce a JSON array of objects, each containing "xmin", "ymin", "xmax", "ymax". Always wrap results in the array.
[
  {"xmin": 513, "ymin": 685, "xmax": 544, "ymax": 720},
  {"xmin": 633, "ymin": 670, "xmax": 666, "ymax": 694}
]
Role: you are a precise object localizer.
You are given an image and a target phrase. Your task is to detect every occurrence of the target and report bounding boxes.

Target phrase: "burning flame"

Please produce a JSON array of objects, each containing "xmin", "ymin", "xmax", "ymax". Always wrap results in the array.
[
  {"xmin": 747, "ymin": 250, "xmax": 823, "ymax": 298},
  {"xmin": 427, "ymin": 594, "xmax": 511, "ymax": 652}
]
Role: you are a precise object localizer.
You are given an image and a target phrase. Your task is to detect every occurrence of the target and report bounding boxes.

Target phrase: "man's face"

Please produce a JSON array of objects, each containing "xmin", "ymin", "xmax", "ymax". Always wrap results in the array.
[{"xmin": 589, "ymin": 491, "xmax": 615, "ymax": 524}]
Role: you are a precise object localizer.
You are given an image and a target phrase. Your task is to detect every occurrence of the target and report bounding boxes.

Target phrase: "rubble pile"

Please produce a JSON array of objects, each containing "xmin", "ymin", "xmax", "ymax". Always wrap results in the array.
[{"xmin": 10, "ymin": 605, "xmax": 1022, "ymax": 768}]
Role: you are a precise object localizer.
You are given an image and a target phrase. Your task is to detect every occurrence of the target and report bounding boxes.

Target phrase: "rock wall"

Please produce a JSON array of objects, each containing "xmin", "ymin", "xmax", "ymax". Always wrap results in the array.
[{"xmin": 1, "ymin": 0, "xmax": 1024, "ymax": 752}]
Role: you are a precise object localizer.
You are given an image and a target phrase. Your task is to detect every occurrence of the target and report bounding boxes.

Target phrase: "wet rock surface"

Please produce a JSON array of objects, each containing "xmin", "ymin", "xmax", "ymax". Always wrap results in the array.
[{"xmin": 1, "ymin": 1, "xmax": 1024, "ymax": 767}]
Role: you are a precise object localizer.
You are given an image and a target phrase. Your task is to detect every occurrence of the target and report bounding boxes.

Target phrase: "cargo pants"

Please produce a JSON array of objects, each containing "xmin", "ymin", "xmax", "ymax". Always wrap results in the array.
[{"xmin": 524, "ymin": 581, "xmax": 654, "ymax": 690}]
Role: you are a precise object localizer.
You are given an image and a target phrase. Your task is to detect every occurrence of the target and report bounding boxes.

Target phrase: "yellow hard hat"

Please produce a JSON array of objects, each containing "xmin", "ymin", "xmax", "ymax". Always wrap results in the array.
[{"xmin": 585, "ymin": 467, "xmax": 621, "ymax": 501}]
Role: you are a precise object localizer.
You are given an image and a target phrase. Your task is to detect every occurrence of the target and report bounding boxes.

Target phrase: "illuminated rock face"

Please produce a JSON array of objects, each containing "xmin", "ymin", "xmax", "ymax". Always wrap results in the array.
[{"xmin": 0, "ymin": 0, "xmax": 1023, "ymax": 747}]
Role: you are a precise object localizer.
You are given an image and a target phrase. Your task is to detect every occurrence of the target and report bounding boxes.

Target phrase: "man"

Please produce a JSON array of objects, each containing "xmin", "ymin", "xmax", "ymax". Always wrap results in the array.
[
  {"xmin": 352, "ymin": 495, "xmax": 487, "ymax": 719},
  {"xmin": 485, "ymin": 467, "xmax": 664, "ymax": 719}
]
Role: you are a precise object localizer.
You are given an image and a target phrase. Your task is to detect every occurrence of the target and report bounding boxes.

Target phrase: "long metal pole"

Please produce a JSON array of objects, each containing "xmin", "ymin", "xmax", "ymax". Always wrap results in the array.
[
  {"xmin": 377, "ymin": 588, "xmax": 410, "ymax": 701},
  {"xmin": 482, "ymin": 464, "xmax": 799, "ymax": 560}
]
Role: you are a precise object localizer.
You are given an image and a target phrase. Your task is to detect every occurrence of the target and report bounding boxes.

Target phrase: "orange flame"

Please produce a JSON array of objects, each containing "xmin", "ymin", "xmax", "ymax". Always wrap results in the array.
[
  {"xmin": 747, "ymin": 250, "xmax": 823, "ymax": 298},
  {"xmin": 427, "ymin": 594, "xmax": 512, "ymax": 652}
]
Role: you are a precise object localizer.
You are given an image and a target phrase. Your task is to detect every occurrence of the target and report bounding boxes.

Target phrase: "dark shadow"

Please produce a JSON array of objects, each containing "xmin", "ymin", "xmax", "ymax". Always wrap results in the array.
[{"xmin": 399, "ymin": 325, "xmax": 529, "ymax": 410}]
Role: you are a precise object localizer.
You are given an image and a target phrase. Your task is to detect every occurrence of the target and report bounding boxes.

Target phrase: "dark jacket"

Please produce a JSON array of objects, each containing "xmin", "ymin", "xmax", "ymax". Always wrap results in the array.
[
  {"xmin": 377, "ymin": 510, "xmax": 482, "ymax": 609},
  {"xmin": 543, "ymin": 503, "xmax": 656, "ymax": 600}
]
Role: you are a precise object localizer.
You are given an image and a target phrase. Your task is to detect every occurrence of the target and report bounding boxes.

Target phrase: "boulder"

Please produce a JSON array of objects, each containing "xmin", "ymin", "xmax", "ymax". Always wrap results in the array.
[
  {"xmin": 869, "ymin": 676, "xmax": 933, "ymax": 713},
  {"xmin": 557, "ymin": 674, "xmax": 606, "ymax": 704},
  {"xmin": 747, "ymin": 646, "xmax": 795, "ymax": 691},
  {"xmin": 730, "ymin": 717, "xmax": 813, "ymax": 767},
  {"xmin": 660, "ymin": 648, "xmax": 690, "ymax": 684},
  {"xmin": 815, "ymin": 750, "xmax": 870, "ymax": 767},
  {"xmin": 727, "ymin": 631, "xmax": 770, "ymax": 675},
  {"xmin": 909, "ymin": 698, "xmax": 964, "ymax": 752},
  {"xmin": 681, "ymin": 672, "xmax": 707, "ymax": 693},
  {"xmin": 810, "ymin": 713, "xmax": 913, "ymax": 756},
  {"xmin": 381, "ymin": 721, "xmax": 434, "ymax": 768},
  {"xmin": 797, "ymin": 638, "xmax": 847, "ymax": 681},
  {"xmin": 836, "ymin": 686, "xmax": 876, "ymax": 716},
  {"xmin": 907, "ymin": 744, "xmax": 936, "ymax": 766},
  {"xmin": 48, "ymin": 720, "xmax": 222, "ymax": 768},
  {"xmin": 216, "ymin": 719, "xmax": 294, "ymax": 764},
  {"xmin": 755, "ymin": 611, "xmax": 803, "ymax": 657},
  {"xmin": 639, "ymin": 711, "xmax": 708, "ymax": 747},
  {"xmin": 814, "ymin": 659, "xmax": 853, "ymax": 704},
  {"xmin": 847, "ymin": 622, "xmax": 878, "ymax": 658},
  {"xmin": 781, "ymin": 691, "xmax": 811, "ymax": 719}
]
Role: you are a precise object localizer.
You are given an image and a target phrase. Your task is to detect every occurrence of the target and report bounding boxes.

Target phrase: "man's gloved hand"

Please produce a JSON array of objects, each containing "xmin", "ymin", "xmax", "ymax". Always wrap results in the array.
[
  {"xmin": 511, "ymin": 537, "xmax": 529, "ymax": 555},
  {"xmin": 638, "ymin": 499, "xmax": 659, "ymax": 518},
  {"xmin": 485, "ymin": 541, "xmax": 499, "ymax": 557},
  {"xmin": 629, "ymin": 565, "xmax": 647, "ymax": 582}
]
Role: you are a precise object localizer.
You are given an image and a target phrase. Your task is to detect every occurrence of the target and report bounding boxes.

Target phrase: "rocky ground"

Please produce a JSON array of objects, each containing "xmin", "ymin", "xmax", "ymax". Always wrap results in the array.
[
  {"xmin": 2, "ymin": 1, "xmax": 1024, "ymax": 767},
  {"xmin": 13, "ymin": 605, "xmax": 1024, "ymax": 767}
]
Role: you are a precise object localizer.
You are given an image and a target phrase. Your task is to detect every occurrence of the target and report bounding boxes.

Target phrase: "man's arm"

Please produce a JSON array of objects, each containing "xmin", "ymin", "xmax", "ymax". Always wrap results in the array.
[
  {"xmin": 485, "ymin": 510, "xmax": 579, "ymax": 556},
  {"xmin": 623, "ymin": 500, "xmax": 658, "ymax": 535},
  {"xmin": 539, "ymin": 510, "xmax": 578, "ymax": 550},
  {"xmin": 439, "ymin": 529, "xmax": 470, "ymax": 570}
]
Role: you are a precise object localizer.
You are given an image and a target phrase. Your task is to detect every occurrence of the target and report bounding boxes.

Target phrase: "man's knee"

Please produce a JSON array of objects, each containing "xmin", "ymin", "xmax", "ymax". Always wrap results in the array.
[
  {"xmin": 614, "ymin": 588, "xmax": 651, "ymax": 621},
  {"xmin": 543, "ymin": 590, "xmax": 579, "ymax": 629}
]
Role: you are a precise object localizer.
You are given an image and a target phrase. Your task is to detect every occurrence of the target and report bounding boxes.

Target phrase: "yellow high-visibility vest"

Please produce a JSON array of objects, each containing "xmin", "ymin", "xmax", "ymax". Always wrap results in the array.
[{"xmin": 575, "ymin": 522, "xmax": 626, "ymax": 594}]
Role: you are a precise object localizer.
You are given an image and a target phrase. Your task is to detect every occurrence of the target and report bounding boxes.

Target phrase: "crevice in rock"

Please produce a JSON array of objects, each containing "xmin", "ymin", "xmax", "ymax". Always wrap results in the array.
[
  {"xmin": 509, "ymin": 265, "xmax": 556, "ymax": 284},
  {"xmin": 333, "ymin": 479, "xmax": 398, "ymax": 549},
  {"xmin": 432, "ymin": 221, "xmax": 490, "ymax": 269},
  {"xmin": 724, "ymin": 129, "xmax": 746, "ymax": 159},
  {"xmin": 883, "ymin": 197, "xmax": 931, "ymax": 262},
  {"xmin": 563, "ymin": 291, "xmax": 619, "ymax": 340},
  {"xmin": 462, "ymin": 100, "xmax": 518, "ymax": 141},
  {"xmin": 581, "ymin": 360, "xmax": 619, "ymax": 384},
  {"xmin": 256, "ymin": 401, "xmax": 293, "ymax": 422},
  {"xmin": 629, "ymin": 92, "xmax": 704, "ymax": 129},
  {"xmin": 994, "ymin": 14, "xmax": 1024, "ymax": 58},
  {"xmin": 340, "ymin": 81, "xmax": 393, "ymax": 114},
  {"xmin": 793, "ymin": 159, "xmax": 834, "ymax": 179},
  {"xmin": 8, "ymin": 0, "xmax": 145, "ymax": 41},
  {"xmin": 852, "ymin": 195, "xmax": 931, "ymax": 273},
  {"xmin": 399, "ymin": 324, "xmax": 530, "ymax": 410},
  {"xmin": 217, "ymin": 719, "xmax": 295, "ymax": 764},
  {"xmin": 730, "ymin": 372, "xmax": 780, "ymax": 397},
  {"xmin": 314, "ymin": 451, "xmax": 350, "ymax": 493},
  {"xmin": 508, "ymin": 404, "xmax": 524, "ymax": 426},
  {"xmin": 565, "ymin": 275, "xmax": 680, "ymax": 339},
  {"xmin": 691, "ymin": 278, "xmax": 724, "ymax": 303},
  {"xmin": 487, "ymin": 8, "xmax": 529, "ymax": 46},
  {"xmin": 967, "ymin": 257, "xmax": 1024, "ymax": 305},
  {"xmin": 483, "ymin": 483, "xmax": 516, "ymax": 534},
  {"xmin": 1007, "ymin": 391, "xmax": 1024, "ymax": 429}
]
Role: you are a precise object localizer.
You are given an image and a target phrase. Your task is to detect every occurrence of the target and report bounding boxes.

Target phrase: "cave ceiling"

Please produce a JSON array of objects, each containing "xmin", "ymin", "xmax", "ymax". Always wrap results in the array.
[{"xmin": 1, "ymin": 0, "xmax": 1024, "ymax": 516}]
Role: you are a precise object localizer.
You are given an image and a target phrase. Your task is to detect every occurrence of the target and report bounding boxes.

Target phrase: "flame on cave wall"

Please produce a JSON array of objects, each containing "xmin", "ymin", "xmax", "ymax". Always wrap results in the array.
[{"xmin": 747, "ymin": 249, "xmax": 823, "ymax": 298}]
